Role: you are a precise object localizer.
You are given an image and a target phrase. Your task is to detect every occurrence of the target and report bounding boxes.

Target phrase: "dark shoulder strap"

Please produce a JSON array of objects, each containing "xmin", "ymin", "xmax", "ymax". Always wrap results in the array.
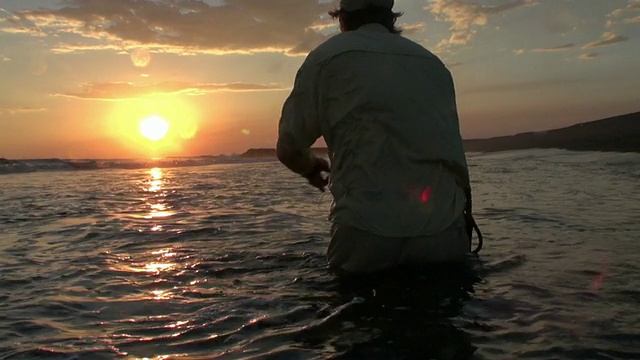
[
  {"xmin": 463, "ymin": 187, "xmax": 483, "ymax": 254},
  {"xmin": 440, "ymin": 160, "xmax": 484, "ymax": 253}
]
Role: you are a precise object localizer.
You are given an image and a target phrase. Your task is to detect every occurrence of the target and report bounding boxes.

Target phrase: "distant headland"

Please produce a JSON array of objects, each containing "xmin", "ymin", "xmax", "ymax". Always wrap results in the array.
[{"xmin": 241, "ymin": 111, "xmax": 640, "ymax": 157}]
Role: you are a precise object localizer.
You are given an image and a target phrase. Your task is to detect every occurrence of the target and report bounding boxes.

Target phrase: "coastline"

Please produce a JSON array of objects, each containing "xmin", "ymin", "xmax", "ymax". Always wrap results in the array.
[
  {"xmin": 241, "ymin": 111, "xmax": 640, "ymax": 157},
  {"xmin": 2, "ymin": 111, "xmax": 638, "ymax": 167}
]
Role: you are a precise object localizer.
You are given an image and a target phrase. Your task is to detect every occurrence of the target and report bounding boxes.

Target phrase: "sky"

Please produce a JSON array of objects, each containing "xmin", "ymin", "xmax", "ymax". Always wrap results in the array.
[{"xmin": 0, "ymin": 0, "xmax": 638, "ymax": 159}]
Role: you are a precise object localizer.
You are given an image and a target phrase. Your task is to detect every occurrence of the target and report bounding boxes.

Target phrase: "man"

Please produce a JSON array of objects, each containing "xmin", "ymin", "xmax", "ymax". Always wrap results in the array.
[{"xmin": 277, "ymin": 0, "xmax": 481, "ymax": 274}]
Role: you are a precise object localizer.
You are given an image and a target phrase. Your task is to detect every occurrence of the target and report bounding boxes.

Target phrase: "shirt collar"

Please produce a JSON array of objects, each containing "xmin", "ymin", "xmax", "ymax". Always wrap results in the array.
[{"xmin": 356, "ymin": 23, "xmax": 390, "ymax": 33}]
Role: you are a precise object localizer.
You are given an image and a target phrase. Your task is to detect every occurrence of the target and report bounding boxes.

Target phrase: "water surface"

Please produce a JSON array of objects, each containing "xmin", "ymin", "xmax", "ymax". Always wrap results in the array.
[{"xmin": 1, "ymin": 149, "xmax": 639, "ymax": 359}]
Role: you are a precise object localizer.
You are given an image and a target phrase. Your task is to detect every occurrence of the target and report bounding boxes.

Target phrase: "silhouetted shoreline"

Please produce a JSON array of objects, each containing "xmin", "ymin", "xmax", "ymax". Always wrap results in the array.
[
  {"xmin": 2, "ymin": 112, "xmax": 638, "ymax": 165},
  {"xmin": 241, "ymin": 111, "xmax": 640, "ymax": 157}
]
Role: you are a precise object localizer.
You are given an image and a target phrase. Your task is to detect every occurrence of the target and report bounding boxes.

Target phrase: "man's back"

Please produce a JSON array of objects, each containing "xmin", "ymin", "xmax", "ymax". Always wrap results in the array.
[
  {"xmin": 305, "ymin": 24, "xmax": 468, "ymax": 237},
  {"xmin": 276, "ymin": 2, "xmax": 478, "ymax": 273}
]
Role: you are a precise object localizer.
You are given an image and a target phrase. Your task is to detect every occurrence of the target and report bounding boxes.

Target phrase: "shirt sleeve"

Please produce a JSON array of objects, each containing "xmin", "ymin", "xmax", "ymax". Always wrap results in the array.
[{"xmin": 276, "ymin": 59, "xmax": 322, "ymax": 175}]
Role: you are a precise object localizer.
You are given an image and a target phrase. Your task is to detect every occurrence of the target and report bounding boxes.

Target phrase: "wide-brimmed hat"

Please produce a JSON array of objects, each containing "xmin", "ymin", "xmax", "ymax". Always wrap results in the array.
[{"xmin": 339, "ymin": 0, "xmax": 394, "ymax": 12}]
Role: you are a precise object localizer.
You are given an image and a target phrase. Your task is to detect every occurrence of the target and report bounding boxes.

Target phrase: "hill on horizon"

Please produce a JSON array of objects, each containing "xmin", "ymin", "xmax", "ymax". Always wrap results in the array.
[{"xmin": 241, "ymin": 111, "xmax": 640, "ymax": 157}]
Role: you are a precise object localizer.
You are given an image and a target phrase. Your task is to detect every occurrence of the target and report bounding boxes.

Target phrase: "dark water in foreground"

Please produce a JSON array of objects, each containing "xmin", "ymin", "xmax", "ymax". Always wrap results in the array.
[{"xmin": 1, "ymin": 149, "xmax": 639, "ymax": 359}]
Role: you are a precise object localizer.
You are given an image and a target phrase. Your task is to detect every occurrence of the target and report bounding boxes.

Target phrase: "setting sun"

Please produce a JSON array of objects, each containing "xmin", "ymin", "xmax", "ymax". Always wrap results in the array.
[
  {"xmin": 140, "ymin": 115, "xmax": 170, "ymax": 141},
  {"xmin": 107, "ymin": 97, "xmax": 200, "ymax": 158}
]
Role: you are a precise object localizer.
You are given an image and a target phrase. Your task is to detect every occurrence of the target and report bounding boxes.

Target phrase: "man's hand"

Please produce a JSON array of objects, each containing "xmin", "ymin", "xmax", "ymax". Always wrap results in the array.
[{"xmin": 304, "ymin": 157, "xmax": 331, "ymax": 192}]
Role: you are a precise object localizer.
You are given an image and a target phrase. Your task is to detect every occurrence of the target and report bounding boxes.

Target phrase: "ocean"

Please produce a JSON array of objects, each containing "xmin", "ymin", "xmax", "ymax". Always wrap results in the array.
[{"xmin": 1, "ymin": 149, "xmax": 639, "ymax": 360}]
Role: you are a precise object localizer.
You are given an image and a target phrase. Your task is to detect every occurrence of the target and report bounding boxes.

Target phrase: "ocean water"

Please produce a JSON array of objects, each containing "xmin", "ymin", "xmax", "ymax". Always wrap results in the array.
[{"xmin": 1, "ymin": 149, "xmax": 639, "ymax": 360}]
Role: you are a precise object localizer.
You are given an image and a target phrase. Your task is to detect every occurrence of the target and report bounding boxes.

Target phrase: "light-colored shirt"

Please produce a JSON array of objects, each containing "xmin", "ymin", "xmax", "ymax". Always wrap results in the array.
[{"xmin": 278, "ymin": 23, "xmax": 469, "ymax": 238}]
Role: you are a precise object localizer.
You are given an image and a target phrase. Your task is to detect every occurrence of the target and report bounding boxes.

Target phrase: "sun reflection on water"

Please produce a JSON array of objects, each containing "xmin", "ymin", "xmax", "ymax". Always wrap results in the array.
[
  {"xmin": 143, "ymin": 167, "xmax": 175, "ymax": 221},
  {"xmin": 145, "ymin": 167, "xmax": 165, "ymax": 193},
  {"xmin": 150, "ymin": 167, "xmax": 162, "ymax": 180},
  {"xmin": 145, "ymin": 211, "xmax": 174, "ymax": 219},
  {"xmin": 109, "ymin": 247, "xmax": 180, "ymax": 276},
  {"xmin": 144, "ymin": 262, "xmax": 176, "ymax": 273},
  {"xmin": 109, "ymin": 261, "xmax": 178, "ymax": 276},
  {"xmin": 141, "ymin": 249, "xmax": 178, "ymax": 274},
  {"xmin": 152, "ymin": 248, "xmax": 177, "ymax": 258},
  {"xmin": 148, "ymin": 181, "xmax": 162, "ymax": 193},
  {"xmin": 166, "ymin": 320, "xmax": 189, "ymax": 329},
  {"xmin": 150, "ymin": 289, "xmax": 173, "ymax": 300},
  {"xmin": 151, "ymin": 204, "xmax": 166, "ymax": 210}
]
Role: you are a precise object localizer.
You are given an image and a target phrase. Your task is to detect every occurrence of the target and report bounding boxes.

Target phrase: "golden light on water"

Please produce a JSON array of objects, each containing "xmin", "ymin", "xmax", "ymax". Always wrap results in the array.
[
  {"xmin": 150, "ymin": 167, "xmax": 162, "ymax": 179},
  {"xmin": 144, "ymin": 168, "xmax": 175, "ymax": 219},
  {"xmin": 152, "ymin": 248, "xmax": 177, "ymax": 258},
  {"xmin": 145, "ymin": 263, "xmax": 176, "ymax": 273},
  {"xmin": 166, "ymin": 320, "xmax": 189, "ymax": 329},
  {"xmin": 145, "ymin": 205, "xmax": 174, "ymax": 219},
  {"xmin": 148, "ymin": 180, "xmax": 162, "ymax": 193},
  {"xmin": 115, "ymin": 249, "xmax": 178, "ymax": 274},
  {"xmin": 147, "ymin": 167, "xmax": 163, "ymax": 192},
  {"xmin": 145, "ymin": 212, "xmax": 173, "ymax": 219},
  {"xmin": 140, "ymin": 115, "xmax": 170, "ymax": 141},
  {"xmin": 150, "ymin": 289, "xmax": 173, "ymax": 300},
  {"xmin": 107, "ymin": 248, "xmax": 180, "ymax": 277},
  {"xmin": 109, "ymin": 260, "xmax": 177, "ymax": 275}
]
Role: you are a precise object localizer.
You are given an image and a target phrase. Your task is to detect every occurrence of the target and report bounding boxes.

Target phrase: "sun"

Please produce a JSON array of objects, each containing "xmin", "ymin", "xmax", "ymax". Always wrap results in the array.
[{"xmin": 139, "ymin": 115, "xmax": 170, "ymax": 141}]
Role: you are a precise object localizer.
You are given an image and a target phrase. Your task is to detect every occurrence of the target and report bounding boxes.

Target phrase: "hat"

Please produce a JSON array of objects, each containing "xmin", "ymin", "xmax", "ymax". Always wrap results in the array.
[{"xmin": 339, "ymin": 0, "xmax": 394, "ymax": 12}]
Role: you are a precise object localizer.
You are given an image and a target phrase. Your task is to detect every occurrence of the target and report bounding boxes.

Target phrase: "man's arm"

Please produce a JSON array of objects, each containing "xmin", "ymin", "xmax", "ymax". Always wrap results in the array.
[
  {"xmin": 276, "ymin": 132, "xmax": 316, "ymax": 176},
  {"xmin": 277, "ymin": 133, "xmax": 330, "ymax": 192},
  {"xmin": 277, "ymin": 61, "xmax": 330, "ymax": 190}
]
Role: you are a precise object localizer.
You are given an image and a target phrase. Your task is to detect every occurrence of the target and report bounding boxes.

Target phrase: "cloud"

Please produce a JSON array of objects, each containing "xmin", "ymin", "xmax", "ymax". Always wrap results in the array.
[
  {"xmin": 428, "ymin": 0, "xmax": 537, "ymax": 50},
  {"xmin": 579, "ymin": 53, "xmax": 597, "ymax": 60},
  {"xmin": 400, "ymin": 21, "xmax": 427, "ymax": 35},
  {"xmin": 583, "ymin": 32, "xmax": 629, "ymax": 49},
  {"xmin": 0, "ymin": 107, "xmax": 46, "ymax": 115},
  {"xmin": 531, "ymin": 43, "xmax": 575, "ymax": 52},
  {"xmin": 57, "ymin": 81, "xmax": 289, "ymax": 100},
  {"xmin": 607, "ymin": 0, "xmax": 640, "ymax": 27},
  {"xmin": 512, "ymin": 43, "xmax": 573, "ymax": 55},
  {"xmin": 0, "ymin": 0, "xmax": 334, "ymax": 56},
  {"xmin": 0, "ymin": 55, "xmax": 10, "ymax": 61}
]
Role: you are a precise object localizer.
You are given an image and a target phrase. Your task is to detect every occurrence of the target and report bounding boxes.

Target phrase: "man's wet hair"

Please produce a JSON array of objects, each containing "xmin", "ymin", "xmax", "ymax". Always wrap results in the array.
[{"xmin": 328, "ymin": 7, "xmax": 403, "ymax": 34}]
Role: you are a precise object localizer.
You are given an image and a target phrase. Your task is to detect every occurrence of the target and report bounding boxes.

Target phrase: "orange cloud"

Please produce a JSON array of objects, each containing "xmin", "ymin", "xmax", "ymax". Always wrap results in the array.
[
  {"xmin": 428, "ymin": 0, "xmax": 538, "ymax": 51},
  {"xmin": 0, "ymin": 0, "xmax": 332, "ymax": 56},
  {"xmin": 531, "ymin": 43, "xmax": 575, "ymax": 52},
  {"xmin": 608, "ymin": 0, "xmax": 640, "ymax": 26},
  {"xmin": 579, "ymin": 53, "xmax": 598, "ymax": 60},
  {"xmin": 400, "ymin": 22, "xmax": 427, "ymax": 35},
  {"xmin": 57, "ymin": 81, "xmax": 288, "ymax": 100},
  {"xmin": 583, "ymin": 32, "xmax": 629, "ymax": 49},
  {"xmin": 0, "ymin": 107, "xmax": 46, "ymax": 115}
]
